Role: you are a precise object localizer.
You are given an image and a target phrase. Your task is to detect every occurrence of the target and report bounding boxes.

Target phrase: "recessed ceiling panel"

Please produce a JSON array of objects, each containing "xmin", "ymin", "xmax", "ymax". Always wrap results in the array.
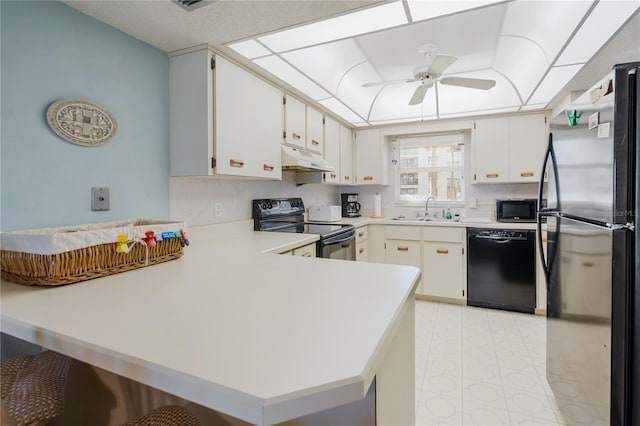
[
  {"xmin": 493, "ymin": 36, "xmax": 549, "ymax": 102},
  {"xmin": 500, "ymin": 1, "xmax": 594, "ymax": 63},
  {"xmin": 556, "ymin": 1, "xmax": 640, "ymax": 66},
  {"xmin": 437, "ymin": 70, "xmax": 519, "ymax": 115},
  {"xmin": 335, "ymin": 62, "xmax": 382, "ymax": 119},
  {"xmin": 407, "ymin": 0, "xmax": 504, "ymax": 22},
  {"xmin": 229, "ymin": 39, "xmax": 271, "ymax": 59},
  {"xmin": 528, "ymin": 64, "xmax": 583, "ymax": 105},
  {"xmin": 253, "ymin": 56, "xmax": 330, "ymax": 100},
  {"xmin": 281, "ymin": 39, "xmax": 367, "ymax": 94},
  {"xmin": 369, "ymin": 83, "xmax": 437, "ymax": 122},
  {"xmin": 356, "ymin": 4, "xmax": 506, "ymax": 81},
  {"xmin": 257, "ymin": 1, "xmax": 407, "ymax": 53},
  {"xmin": 319, "ymin": 98, "xmax": 365, "ymax": 123}
]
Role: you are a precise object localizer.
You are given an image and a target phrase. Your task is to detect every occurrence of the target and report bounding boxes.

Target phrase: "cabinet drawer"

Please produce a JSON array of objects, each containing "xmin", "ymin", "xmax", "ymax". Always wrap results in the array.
[
  {"xmin": 385, "ymin": 240, "xmax": 421, "ymax": 267},
  {"xmin": 356, "ymin": 241, "xmax": 368, "ymax": 262},
  {"xmin": 291, "ymin": 242, "xmax": 316, "ymax": 258},
  {"xmin": 385, "ymin": 226, "xmax": 421, "ymax": 241},
  {"xmin": 423, "ymin": 226, "xmax": 463, "ymax": 243},
  {"xmin": 356, "ymin": 226, "xmax": 368, "ymax": 243}
]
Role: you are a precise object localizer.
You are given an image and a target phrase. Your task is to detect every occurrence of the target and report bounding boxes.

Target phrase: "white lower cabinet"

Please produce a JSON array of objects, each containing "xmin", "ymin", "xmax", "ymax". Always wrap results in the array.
[
  {"xmin": 385, "ymin": 226, "xmax": 422, "ymax": 291},
  {"xmin": 421, "ymin": 227, "xmax": 465, "ymax": 301},
  {"xmin": 291, "ymin": 242, "xmax": 317, "ymax": 258},
  {"xmin": 356, "ymin": 225, "xmax": 368, "ymax": 262}
]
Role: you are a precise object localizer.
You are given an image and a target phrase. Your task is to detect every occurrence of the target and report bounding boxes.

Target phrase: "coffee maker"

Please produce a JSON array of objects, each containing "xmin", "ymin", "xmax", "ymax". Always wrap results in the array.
[{"xmin": 341, "ymin": 193, "xmax": 361, "ymax": 218}]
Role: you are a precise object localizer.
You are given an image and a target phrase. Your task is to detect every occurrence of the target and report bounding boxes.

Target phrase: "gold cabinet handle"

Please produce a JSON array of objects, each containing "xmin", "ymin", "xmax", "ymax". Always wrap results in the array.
[
  {"xmin": 397, "ymin": 246, "xmax": 409, "ymax": 251},
  {"xmin": 363, "ymin": 176, "xmax": 374, "ymax": 181},
  {"xmin": 542, "ymin": 237, "xmax": 548, "ymax": 243},
  {"xmin": 344, "ymin": 176, "xmax": 350, "ymax": 181},
  {"xmin": 263, "ymin": 164, "xmax": 275, "ymax": 171},
  {"xmin": 520, "ymin": 172, "xmax": 534, "ymax": 177},
  {"xmin": 302, "ymin": 252, "xmax": 312, "ymax": 257},
  {"xmin": 486, "ymin": 173, "xmax": 499, "ymax": 178},
  {"xmin": 292, "ymin": 133, "xmax": 301, "ymax": 140},
  {"xmin": 436, "ymin": 248, "xmax": 449, "ymax": 254},
  {"xmin": 230, "ymin": 159, "xmax": 245, "ymax": 168},
  {"xmin": 358, "ymin": 232, "xmax": 365, "ymax": 237},
  {"xmin": 359, "ymin": 248, "xmax": 365, "ymax": 254},
  {"xmin": 330, "ymin": 173, "xmax": 337, "ymax": 178},
  {"xmin": 311, "ymin": 139, "xmax": 320, "ymax": 145},
  {"xmin": 582, "ymin": 261, "xmax": 594, "ymax": 267}
]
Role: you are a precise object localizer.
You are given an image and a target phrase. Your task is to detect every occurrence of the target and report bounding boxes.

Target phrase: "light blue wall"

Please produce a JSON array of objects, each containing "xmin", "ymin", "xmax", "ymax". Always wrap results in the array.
[{"xmin": 1, "ymin": 1, "xmax": 169, "ymax": 231}]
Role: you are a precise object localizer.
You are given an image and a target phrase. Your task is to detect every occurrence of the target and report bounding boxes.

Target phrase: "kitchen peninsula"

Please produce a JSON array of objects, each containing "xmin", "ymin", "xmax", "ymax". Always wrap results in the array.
[{"xmin": 0, "ymin": 221, "xmax": 420, "ymax": 425}]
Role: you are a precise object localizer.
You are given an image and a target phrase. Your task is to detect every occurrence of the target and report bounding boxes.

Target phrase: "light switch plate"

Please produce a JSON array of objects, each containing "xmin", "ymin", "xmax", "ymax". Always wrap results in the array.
[{"xmin": 92, "ymin": 187, "xmax": 110, "ymax": 211}]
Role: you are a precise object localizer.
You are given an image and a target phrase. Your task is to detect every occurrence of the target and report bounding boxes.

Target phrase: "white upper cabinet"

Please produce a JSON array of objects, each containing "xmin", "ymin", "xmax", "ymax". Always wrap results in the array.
[
  {"xmin": 354, "ymin": 129, "xmax": 389, "ymax": 185},
  {"xmin": 472, "ymin": 118, "xmax": 509, "ymax": 183},
  {"xmin": 472, "ymin": 113, "xmax": 547, "ymax": 184},
  {"xmin": 306, "ymin": 106, "xmax": 325, "ymax": 155},
  {"xmin": 323, "ymin": 116, "xmax": 341, "ymax": 184},
  {"xmin": 340, "ymin": 125, "xmax": 354, "ymax": 185},
  {"xmin": 214, "ymin": 56, "xmax": 283, "ymax": 179},
  {"xmin": 169, "ymin": 47, "xmax": 282, "ymax": 179},
  {"xmin": 283, "ymin": 95, "xmax": 306, "ymax": 149},
  {"xmin": 508, "ymin": 114, "xmax": 547, "ymax": 182}
]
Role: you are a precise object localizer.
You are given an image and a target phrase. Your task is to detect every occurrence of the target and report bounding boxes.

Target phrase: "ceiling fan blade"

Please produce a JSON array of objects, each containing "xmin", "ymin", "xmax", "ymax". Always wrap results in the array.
[
  {"xmin": 427, "ymin": 55, "xmax": 457, "ymax": 75},
  {"xmin": 362, "ymin": 78, "xmax": 415, "ymax": 88},
  {"xmin": 439, "ymin": 77, "xmax": 496, "ymax": 90},
  {"xmin": 408, "ymin": 84, "xmax": 429, "ymax": 105}
]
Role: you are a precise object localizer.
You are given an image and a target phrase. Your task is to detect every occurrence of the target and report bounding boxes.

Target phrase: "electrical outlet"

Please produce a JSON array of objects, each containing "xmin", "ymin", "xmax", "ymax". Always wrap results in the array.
[
  {"xmin": 214, "ymin": 202, "xmax": 222, "ymax": 217},
  {"xmin": 91, "ymin": 187, "xmax": 110, "ymax": 211}
]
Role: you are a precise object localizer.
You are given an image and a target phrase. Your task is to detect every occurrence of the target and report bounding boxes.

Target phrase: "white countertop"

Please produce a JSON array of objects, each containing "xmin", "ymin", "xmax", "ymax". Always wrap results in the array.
[
  {"xmin": 0, "ymin": 221, "xmax": 420, "ymax": 425},
  {"xmin": 316, "ymin": 216, "xmax": 543, "ymax": 230}
]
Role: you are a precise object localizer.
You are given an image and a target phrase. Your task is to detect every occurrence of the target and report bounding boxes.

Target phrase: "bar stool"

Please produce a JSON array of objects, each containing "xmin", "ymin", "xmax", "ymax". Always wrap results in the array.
[
  {"xmin": 1, "ymin": 350, "xmax": 71, "ymax": 426},
  {"xmin": 121, "ymin": 405, "xmax": 200, "ymax": 426}
]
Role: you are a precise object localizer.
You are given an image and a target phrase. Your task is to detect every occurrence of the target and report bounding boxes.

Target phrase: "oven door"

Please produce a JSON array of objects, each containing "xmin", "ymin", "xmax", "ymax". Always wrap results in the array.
[{"xmin": 319, "ymin": 229, "xmax": 356, "ymax": 261}]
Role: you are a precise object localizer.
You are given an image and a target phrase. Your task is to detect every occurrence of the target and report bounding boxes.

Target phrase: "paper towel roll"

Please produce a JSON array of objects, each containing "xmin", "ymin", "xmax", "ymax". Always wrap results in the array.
[{"xmin": 374, "ymin": 193, "xmax": 382, "ymax": 217}]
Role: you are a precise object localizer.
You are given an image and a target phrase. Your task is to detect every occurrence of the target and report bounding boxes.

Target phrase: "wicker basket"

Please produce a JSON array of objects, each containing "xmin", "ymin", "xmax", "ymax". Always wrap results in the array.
[{"xmin": 0, "ymin": 219, "xmax": 187, "ymax": 286}]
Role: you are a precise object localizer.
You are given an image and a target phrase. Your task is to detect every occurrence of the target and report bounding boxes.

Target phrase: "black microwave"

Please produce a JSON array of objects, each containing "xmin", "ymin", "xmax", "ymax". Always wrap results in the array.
[{"xmin": 496, "ymin": 199, "xmax": 543, "ymax": 223}]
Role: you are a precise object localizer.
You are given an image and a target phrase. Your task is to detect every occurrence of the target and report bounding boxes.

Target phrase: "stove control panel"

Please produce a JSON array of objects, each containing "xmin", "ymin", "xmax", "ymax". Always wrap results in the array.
[{"xmin": 252, "ymin": 198, "xmax": 305, "ymax": 219}]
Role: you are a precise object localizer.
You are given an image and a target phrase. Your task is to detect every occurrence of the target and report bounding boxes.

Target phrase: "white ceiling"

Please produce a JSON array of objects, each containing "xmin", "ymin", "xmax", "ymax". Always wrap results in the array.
[{"xmin": 65, "ymin": 0, "xmax": 640, "ymax": 127}]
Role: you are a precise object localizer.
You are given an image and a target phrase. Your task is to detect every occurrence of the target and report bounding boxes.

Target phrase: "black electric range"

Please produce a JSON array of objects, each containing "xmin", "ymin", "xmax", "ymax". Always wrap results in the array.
[{"xmin": 252, "ymin": 198, "xmax": 356, "ymax": 259}]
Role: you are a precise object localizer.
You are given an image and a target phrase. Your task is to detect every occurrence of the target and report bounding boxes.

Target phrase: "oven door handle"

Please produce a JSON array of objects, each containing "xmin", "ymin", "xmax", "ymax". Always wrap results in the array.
[{"xmin": 321, "ymin": 229, "xmax": 356, "ymax": 246}]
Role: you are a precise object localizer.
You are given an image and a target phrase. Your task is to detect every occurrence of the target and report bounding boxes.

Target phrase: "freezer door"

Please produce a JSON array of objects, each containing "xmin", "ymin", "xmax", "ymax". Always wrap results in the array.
[
  {"xmin": 546, "ymin": 215, "xmax": 612, "ymax": 425},
  {"xmin": 548, "ymin": 95, "xmax": 615, "ymax": 223}
]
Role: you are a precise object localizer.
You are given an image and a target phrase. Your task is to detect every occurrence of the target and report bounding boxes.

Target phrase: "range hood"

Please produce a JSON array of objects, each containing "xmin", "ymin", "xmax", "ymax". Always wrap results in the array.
[{"xmin": 281, "ymin": 145, "xmax": 334, "ymax": 172}]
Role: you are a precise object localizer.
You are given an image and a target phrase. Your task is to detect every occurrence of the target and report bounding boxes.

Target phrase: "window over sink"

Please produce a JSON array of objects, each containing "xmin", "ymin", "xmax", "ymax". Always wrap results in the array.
[{"xmin": 394, "ymin": 131, "xmax": 464, "ymax": 204}]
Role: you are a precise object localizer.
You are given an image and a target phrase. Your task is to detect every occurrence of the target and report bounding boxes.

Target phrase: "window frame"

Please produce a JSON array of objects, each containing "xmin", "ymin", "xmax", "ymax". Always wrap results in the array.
[{"xmin": 393, "ymin": 131, "xmax": 465, "ymax": 207}]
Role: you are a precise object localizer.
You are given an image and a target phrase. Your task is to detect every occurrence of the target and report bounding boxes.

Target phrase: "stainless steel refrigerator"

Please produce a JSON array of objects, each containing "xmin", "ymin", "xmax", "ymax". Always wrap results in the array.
[{"xmin": 537, "ymin": 62, "xmax": 638, "ymax": 425}]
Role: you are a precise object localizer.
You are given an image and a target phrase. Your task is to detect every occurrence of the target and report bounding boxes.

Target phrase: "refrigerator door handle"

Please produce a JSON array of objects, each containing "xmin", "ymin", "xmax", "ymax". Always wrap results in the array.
[{"xmin": 537, "ymin": 133, "xmax": 560, "ymax": 286}]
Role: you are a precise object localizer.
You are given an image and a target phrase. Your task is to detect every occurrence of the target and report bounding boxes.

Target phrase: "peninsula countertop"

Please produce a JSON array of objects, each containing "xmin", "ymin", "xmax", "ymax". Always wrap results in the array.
[{"xmin": 0, "ymin": 221, "xmax": 420, "ymax": 425}]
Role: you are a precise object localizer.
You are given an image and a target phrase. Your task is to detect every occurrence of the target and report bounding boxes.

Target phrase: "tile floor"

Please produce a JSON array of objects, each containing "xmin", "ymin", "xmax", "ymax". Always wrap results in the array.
[{"xmin": 414, "ymin": 300, "xmax": 568, "ymax": 426}]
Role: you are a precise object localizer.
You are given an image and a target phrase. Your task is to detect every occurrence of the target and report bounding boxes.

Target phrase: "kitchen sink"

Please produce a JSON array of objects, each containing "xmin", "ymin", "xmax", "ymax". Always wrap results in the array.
[{"xmin": 391, "ymin": 216, "xmax": 460, "ymax": 223}]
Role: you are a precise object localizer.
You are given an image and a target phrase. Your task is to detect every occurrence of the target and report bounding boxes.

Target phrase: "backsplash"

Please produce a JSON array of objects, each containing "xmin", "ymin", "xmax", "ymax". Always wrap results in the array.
[{"xmin": 170, "ymin": 172, "xmax": 338, "ymax": 226}]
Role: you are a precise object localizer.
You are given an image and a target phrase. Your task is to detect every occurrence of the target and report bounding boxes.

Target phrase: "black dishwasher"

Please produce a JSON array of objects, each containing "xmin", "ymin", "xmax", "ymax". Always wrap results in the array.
[{"xmin": 467, "ymin": 228, "xmax": 536, "ymax": 314}]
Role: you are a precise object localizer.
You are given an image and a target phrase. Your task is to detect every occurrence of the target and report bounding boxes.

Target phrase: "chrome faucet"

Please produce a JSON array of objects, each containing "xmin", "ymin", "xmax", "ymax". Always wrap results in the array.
[{"xmin": 425, "ymin": 196, "xmax": 435, "ymax": 217}]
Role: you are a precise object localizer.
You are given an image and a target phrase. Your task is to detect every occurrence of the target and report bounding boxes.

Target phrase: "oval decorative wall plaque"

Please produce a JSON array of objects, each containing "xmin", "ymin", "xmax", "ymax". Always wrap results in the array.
[{"xmin": 46, "ymin": 98, "xmax": 118, "ymax": 146}]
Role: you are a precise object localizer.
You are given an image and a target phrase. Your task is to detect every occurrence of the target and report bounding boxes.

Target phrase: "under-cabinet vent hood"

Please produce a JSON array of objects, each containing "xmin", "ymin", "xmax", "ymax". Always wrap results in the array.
[{"xmin": 282, "ymin": 145, "xmax": 334, "ymax": 172}]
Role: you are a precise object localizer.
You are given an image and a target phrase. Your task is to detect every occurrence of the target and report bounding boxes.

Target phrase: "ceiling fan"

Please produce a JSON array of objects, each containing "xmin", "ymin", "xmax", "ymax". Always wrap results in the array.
[{"xmin": 362, "ymin": 44, "xmax": 497, "ymax": 105}]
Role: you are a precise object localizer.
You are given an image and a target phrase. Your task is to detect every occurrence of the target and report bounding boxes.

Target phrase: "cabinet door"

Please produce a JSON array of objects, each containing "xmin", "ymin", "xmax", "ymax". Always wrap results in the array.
[
  {"xmin": 291, "ymin": 242, "xmax": 317, "ymax": 258},
  {"xmin": 473, "ymin": 118, "xmax": 509, "ymax": 183},
  {"xmin": 284, "ymin": 95, "xmax": 306, "ymax": 148},
  {"xmin": 323, "ymin": 116, "xmax": 341, "ymax": 184},
  {"xmin": 169, "ymin": 48, "xmax": 213, "ymax": 176},
  {"xmin": 355, "ymin": 129, "xmax": 388, "ymax": 185},
  {"xmin": 385, "ymin": 239, "xmax": 421, "ymax": 291},
  {"xmin": 340, "ymin": 125, "xmax": 354, "ymax": 184},
  {"xmin": 509, "ymin": 115, "xmax": 546, "ymax": 182},
  {"xmin": 356, "ymin": 241, "xmax": 368, "ymax": 262},
  {"xmin": 214, "ymin": 56, "xmax": 282, "ymax": 179},
  {"xmin": 422, "ymin": 242, "xmax": 464, "ymax": 299},
  {"xmin": 306, "ymin": 106, "xmax": 324, "ymax": 154}
]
